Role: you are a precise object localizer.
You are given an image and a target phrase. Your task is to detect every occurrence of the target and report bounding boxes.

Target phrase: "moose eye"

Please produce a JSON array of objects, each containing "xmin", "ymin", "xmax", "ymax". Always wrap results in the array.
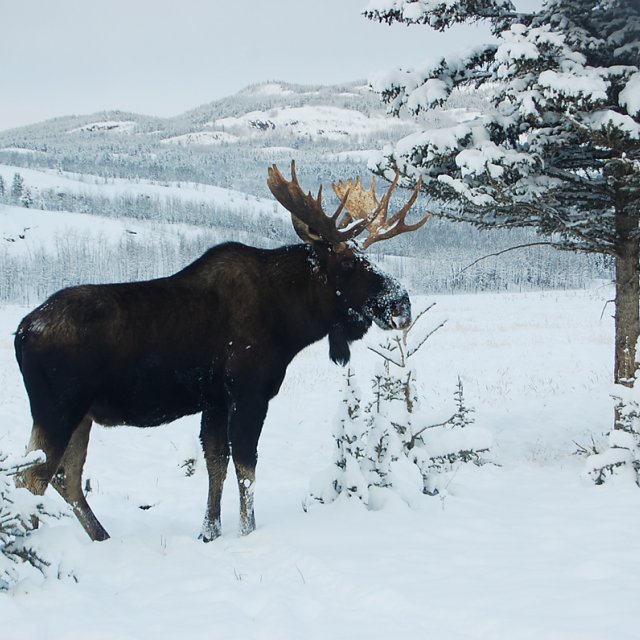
[{"xmin": 341, "ymin": 257, "xmax": 356, "ymax": 271}]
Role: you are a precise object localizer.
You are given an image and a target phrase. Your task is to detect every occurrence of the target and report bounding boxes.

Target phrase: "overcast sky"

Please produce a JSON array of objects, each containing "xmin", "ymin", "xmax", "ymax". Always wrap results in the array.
[{"xmin": 2, "ymin": 0, "xmax": 496, "ymax": 132}]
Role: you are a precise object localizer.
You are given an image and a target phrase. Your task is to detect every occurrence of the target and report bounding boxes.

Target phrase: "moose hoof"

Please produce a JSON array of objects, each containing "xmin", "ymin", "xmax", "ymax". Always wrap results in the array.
[
  {"xmin": 199, "ymin": 519, "xmax": 221, "ymax": 542},
  {"xmin": 199, "ymin": 532, "xmax": 221, "ymax": 544},
  {"xmin": 239, "ymin": 517, "xmax": 256, "ymax": 537},
  {"xmin": 90, "ymin": 528, "xmax": 111, "ymax": 542}
]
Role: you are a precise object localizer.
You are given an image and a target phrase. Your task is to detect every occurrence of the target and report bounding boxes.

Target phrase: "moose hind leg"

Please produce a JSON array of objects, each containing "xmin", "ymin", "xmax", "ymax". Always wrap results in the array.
[
  {"xmin": 199, "ymin": 405, "xmax": 230, "ymax": 542},
  {"xmin": 228, "ymin": 395, "xmax": 268, "ymax": 537},
  {"xmin": 18, "ymin": 421, "xmax": 68, "ymax": 496},
  {"xmin": 51, "ymin": 417, "xmax": 110, "ymax": 542},
  {"xmin": 15, "ymin": 420, "xmax": 73, "ymax": 532}
]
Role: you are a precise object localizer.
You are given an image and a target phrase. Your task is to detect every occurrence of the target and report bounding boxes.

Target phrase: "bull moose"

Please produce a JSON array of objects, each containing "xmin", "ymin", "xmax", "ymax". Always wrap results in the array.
[{"xmin": 15, "ymin": 161, "xmax": 427, "ymax": 541}]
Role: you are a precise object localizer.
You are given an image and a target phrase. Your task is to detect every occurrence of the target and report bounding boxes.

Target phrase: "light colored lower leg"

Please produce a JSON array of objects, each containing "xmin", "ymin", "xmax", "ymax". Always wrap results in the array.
[
  {"xmin": 200, "ymin": 454, "xmax": 228, "ymax": 542},
  {"xmin": 235, "ymin": 464, "xmax": 256, "ymax": 536}
]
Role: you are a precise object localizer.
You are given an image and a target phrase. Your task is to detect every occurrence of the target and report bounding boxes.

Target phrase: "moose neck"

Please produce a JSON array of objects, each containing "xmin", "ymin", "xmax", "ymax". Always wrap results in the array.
[
  {"xmin": 172, "ymin": 241, "xmax": 362, "ymax": 367},
  {"xmin": 268, "ymin": 243, "xmax": 346, "ymax": 358}
]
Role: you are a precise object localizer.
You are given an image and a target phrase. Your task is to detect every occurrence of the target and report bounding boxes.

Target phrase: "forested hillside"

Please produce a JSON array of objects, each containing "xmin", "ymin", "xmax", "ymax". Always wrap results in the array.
[{"xmin": 0, "ymin": 81, "xmax": 611, "ymax": 302}]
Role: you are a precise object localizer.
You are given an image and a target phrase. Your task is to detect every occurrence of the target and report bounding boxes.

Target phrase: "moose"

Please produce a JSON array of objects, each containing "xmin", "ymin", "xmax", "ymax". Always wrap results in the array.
[{"xmin": 15, "ymin": 161, "xmax": 428, "ymax": 541}]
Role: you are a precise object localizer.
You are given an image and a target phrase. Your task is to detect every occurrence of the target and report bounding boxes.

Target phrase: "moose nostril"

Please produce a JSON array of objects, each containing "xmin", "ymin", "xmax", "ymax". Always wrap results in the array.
[{"xmin": 392, "ymin": 302, "xmax": 411, "ymax": 329}]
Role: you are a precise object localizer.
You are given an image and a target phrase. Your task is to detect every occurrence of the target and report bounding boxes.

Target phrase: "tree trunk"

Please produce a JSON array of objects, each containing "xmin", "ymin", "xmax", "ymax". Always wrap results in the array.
[{"xmin": 614, "ymin": 215, "xmax": 640, "ymax": 390}]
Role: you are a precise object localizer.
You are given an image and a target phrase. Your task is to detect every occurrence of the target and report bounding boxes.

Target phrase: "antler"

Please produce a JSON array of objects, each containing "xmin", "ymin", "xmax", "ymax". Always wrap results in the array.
[
  {"xmin": 267, "ymin": 161, "xmax": 370, "ymax": 246},
  {"xmin": 332, "ymin": 172, "xmax": 428, "ymax": 249}
]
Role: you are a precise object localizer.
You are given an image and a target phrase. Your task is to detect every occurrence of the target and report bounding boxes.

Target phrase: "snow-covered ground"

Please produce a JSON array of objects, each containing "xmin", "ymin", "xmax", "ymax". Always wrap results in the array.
[{"xmin": 1, "ymin": 287, "xmax": 639, "ymax": 639}]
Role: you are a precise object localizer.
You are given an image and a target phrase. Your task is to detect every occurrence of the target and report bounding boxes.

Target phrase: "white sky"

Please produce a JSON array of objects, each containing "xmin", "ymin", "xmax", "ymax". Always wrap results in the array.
[{"xmin": 2, "ymin": 0, "xmax": 496, "ymax": 132}]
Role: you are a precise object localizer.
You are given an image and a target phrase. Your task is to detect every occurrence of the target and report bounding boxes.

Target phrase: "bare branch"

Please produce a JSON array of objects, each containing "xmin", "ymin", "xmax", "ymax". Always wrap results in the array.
[
  {"xmin": 412, "ymin": 416, "xmax": 457, "ymax": 440},
  {"xmin": 367, "ymin": 346, "xmax": 403, "ymax": 368},
  {"xmin": 455, "ymin": 242, "xmax": 557, "ymax": 277},
  {"xmin": 407, "ymin": 320, "xmax": 447, "ymax": 359}
]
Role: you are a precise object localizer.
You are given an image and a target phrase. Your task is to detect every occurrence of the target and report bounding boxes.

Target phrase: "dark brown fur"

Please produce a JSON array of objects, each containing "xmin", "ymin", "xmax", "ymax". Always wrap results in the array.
[{"xmin": 15, "ymin": 240, "xmax": 411, "ymax": 541}]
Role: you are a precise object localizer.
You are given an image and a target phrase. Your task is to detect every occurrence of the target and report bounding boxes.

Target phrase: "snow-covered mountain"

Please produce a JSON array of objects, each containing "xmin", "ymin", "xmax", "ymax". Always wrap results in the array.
[{"xmin": 0, "ymin": 81, "xmax": 473, "ymax": 198}]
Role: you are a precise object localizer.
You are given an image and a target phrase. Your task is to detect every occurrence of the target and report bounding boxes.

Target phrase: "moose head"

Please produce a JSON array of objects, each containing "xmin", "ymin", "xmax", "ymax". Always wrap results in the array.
[{"xmin": 267, "ymin": 161, "xmax": 428, "ymax": 364}]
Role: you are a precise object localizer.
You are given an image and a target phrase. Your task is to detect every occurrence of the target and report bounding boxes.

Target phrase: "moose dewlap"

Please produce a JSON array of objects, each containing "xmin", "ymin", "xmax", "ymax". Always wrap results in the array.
[{"xmin": 15, "ymin": 161, "xmax": 428, "ymax": 541}]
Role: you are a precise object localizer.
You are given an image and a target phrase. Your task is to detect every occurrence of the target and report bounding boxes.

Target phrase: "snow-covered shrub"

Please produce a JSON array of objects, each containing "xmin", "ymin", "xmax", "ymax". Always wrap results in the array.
[
  {"xmin": 0, "ymin": 451, "xmax": 62, "ymax": 590},
  {"xmin": 585, "ymin": 385, "xmax": 640, "ymax": 486},
  {"xmin": 308, "ymin": 304, "xmax": 492, "ymax": 508},
  {"xmin": 417, "ymin": 377, "xmax": 492, "ymax": 495},
  {"xmin": 362, "ymin": 357, "xmax": 423, "ymax": 506},
  {"xmin": 308, "ymin": 368, "xmax": 370, "ymax": 505}
]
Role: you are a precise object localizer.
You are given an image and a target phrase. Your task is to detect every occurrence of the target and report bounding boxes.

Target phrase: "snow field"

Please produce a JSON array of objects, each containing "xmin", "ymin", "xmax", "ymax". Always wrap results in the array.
[
  {"xmin": 0, "ymin": 165, "xmax": 276, "ymax": 214},
  {"xmin": 0, "ymin": 288, "xmax": 639, "ymax": 639}
]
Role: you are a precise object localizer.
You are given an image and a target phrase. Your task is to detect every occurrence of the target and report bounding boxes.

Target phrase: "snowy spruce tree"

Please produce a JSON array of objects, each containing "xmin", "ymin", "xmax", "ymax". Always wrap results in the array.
[
  {"xmin": 10, "ymin": 172, "xmax": 24, "ymax": 204},
  {"xmin": 365, "ymin": 304, "xmax": 444, "ymax": 498},
  {"xmin": 308, "ymin": 367, "xmax": 369, "ymax": 505},
  {"xmin": 0, "ymin": 452, "xmax": 62, "ymax": 590},
  {"xmin": 364, "ymin": 0, "xmax": 640, "ymax": 403},
  {"xmin": 364, "ymin": 354, "xmax": 422, "ymax": 504},
  {"xmin": 308, "ymin": 305, "xmax": 492, "ymax": 506},
  {"xmin": 585, "ymin": 365, "xmax": 640, "ymax": 485}
]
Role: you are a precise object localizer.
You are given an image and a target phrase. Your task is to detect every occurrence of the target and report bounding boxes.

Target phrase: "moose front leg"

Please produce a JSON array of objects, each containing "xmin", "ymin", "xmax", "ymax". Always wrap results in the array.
[
  {"xmin": 227, "ymin": 393, "xmax": 268, "ymax": 537},
  {"xmin": 199, "ymin": 405, "xmax": 230, "ymax": 542}
]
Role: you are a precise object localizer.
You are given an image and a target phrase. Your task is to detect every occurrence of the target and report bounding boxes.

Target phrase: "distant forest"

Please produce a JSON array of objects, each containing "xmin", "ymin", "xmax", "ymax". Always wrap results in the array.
[{"xmin": 0, "ymin": 82, "xmax": 613, "ymax": 303}]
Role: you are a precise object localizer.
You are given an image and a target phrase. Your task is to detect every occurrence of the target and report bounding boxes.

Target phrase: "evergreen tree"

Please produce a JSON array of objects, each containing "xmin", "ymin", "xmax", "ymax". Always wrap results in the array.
[
  {"xmin": 330, "ymin": 367, "xmax": 369, "ymax": 503},
  {"xmin": 308, "ymin": 304, "xmax": 491, "ymax": 505},
  {"xmin": 364, "ymin": 0, "xmax": 640, "ymax": 405},
  {"xmin": 585, "ymin": 384, "xmax": 640, "ymax": 485},
  {"xmin": 10, "ymin": 172, "xmax": 24, "ymax": 202},
  {"xmin": 0, "ymin": 452, "xmax": 62, "ymax": 590},
  {"xmin": 450, "ymin": 377, "xmax": 475, "ymax": 431},
  {"xmin": 364, "ymin": 363, "xmax": 406, "ymax": 494},
  {"xmin": 307, "ymin": 367, "xmax": 369, "ymax": 505},
  {"xmin": 0, "ymin": 174, "xmax": 5, "ymax": 197},
  {"xmin": 20, "ymin": 187, "xmax": 33, "ymax": 208}
]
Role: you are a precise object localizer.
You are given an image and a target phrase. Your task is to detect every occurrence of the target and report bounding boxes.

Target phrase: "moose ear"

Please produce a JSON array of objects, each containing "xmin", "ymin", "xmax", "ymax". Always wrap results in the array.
[
  {"xmin": 291, "ymin": 215, "xmax": 324, "ymax": 245},
  {"xmin": 328, "ymin": 325, "xmax": 350, "ymax": 366}
]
